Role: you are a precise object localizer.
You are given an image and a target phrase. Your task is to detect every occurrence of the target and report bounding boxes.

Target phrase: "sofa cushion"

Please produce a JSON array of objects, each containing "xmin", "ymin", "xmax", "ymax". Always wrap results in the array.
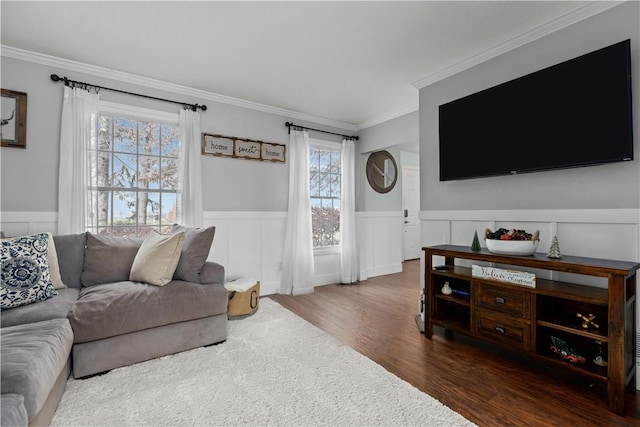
[
  {"xmin": 1, "ymin": 233, "xmax": 57, "ymax": 310},
  {"xmin": 68, "ymin": 280, "xmax": 228, "ymax": 343},
  {"xmin": 52, "ymin": 233, "xmax": 87, "ymax": 289},
  {"xmin": 199, "ymin": 261, "xmax": 225, "ymax": 284},
  {"xmin": 0, "ymin": 288, "xmax": 80, "ymax": 328},
  {"xmin": 1, "ymin": 318, "xmax": 73, "ymax": 421},
  {"xmin": 171, "ymin": 224, "xmax": 216, "ymax": 283},
  {"xmin": 1, "ymin": 394, "xmax": 28, "ymax": 427},
  {"xmin": 129, "ymin": 231, "xmax": 185, "ymax": 286},
  {"xmin": 81, "ymin": 233, "xmax": 142, "ymax": 287}
]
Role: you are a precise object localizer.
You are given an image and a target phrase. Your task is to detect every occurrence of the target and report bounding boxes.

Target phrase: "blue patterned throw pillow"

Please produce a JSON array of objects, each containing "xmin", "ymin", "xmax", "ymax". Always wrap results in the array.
[{"xmin": 1, "ymin": 233, "xmax": 58, "ymax": 310}]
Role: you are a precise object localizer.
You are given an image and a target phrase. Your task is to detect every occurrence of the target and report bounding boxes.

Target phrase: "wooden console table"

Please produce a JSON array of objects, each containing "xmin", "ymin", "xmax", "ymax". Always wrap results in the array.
[{"xmin": 423, "ymin": 245, "xmax": 639, "ymax": 415}]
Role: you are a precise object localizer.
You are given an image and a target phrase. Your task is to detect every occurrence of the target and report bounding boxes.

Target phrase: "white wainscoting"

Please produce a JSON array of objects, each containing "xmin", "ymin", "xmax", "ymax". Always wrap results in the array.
[
  {"xmin": 0, "ymin": 212, "xmax": 59, "ymax": 237},
  {"xmin": 420, "ymin": 208, "xmax": 640, "ymax": 286},
  {"xmin": 0, "ymin": 212, "xmax": 402, "ymax": 295},
  {"xmin": 356, "ymin": 211, "xmax": 404, "ymax": 280},
  {"xmin": 0, "ymin": 210, "xmax": 405, "ymax": 295},
  {"xmin": 206, "ymin": 211, "xmax": 403, "ymax": 295}
]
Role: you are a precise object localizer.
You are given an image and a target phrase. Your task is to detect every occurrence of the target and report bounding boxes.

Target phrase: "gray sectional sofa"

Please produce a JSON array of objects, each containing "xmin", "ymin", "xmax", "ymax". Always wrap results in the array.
[{"xmin": 1, "ymin": 227, "xmax": 228, "ymax": 426}]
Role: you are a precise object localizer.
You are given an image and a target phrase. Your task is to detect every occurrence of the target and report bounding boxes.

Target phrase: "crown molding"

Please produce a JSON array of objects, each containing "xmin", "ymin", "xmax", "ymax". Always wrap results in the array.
[
  {"xmin": 356, "ymin": 103, "xmax": 419, "ymax": 131},
  {"xmin": 412, "ymin": 1, "xmax": 624, "ymax": 89},
  {"xmin": 0, "ymin": 45, "xmax": 359, "ymax": 132}
]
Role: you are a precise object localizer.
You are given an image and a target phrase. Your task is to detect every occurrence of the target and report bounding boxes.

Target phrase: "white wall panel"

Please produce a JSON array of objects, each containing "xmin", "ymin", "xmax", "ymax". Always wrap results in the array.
[
  {"xmin": 2, "ymin": 210, "xmax": 406, "ymax": 296},
  {"xmin": 0, "ymin": 212, "xmax": 58, "ymax": 237},
  {"xmin": 206, "ymin": 211, "xmax": 403, "ymax": 295}
]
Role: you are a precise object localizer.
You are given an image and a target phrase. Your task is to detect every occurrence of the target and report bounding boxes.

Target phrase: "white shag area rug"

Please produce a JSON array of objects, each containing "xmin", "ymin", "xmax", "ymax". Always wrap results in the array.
[{"xmin": 51, "ymin": 299, "xmax": 476, "ymax": 427}]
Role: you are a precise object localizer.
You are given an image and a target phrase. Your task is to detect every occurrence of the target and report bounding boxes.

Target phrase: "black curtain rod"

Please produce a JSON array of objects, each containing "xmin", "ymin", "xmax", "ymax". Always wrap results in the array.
[
  {"xmin": 50, "ymin": 74, "xmax": 207, "ymax": 111},
  {"xmin": 286, "ymin": 121, "xmax": 358, "ymax": 141}
]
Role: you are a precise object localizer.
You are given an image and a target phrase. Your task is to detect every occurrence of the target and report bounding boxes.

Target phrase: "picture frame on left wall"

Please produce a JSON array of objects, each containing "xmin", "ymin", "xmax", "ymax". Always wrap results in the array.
[{"xmin": 1, "ymin": 88, "xmax": 27, "ymax": 148}]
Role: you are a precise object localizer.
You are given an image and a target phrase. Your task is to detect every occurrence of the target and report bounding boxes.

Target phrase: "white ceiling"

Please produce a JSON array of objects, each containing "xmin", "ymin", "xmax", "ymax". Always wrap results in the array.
[{"xmin": 1, "ymin": 1, "xmax": 594, "ymax": 128}]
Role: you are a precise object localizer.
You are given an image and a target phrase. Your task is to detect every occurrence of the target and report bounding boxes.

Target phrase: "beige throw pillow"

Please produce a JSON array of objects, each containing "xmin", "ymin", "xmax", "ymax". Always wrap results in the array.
[
  {"xmin": 129, "ymin": 230, "xmax": 185, "ymax": 286},
  {"xmin": 46, "ymin": 232, "xmax": 67, "ymax": 289}
]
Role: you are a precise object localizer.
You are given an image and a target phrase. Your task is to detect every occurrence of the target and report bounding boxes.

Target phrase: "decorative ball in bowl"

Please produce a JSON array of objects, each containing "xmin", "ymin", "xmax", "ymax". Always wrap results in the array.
[{"xmin": 484, "ymin": 228, "xmax": 540, "ymax": 256}]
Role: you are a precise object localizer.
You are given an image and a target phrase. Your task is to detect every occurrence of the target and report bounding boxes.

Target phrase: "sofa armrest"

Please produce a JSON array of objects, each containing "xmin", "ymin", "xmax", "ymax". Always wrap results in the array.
[{"xmin": 199, "ymin": 261, "xmax": 225, "ymax": 284}]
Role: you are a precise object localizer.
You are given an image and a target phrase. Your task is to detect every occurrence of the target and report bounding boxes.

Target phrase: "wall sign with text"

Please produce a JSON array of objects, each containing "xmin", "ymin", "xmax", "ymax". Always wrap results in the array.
[{"xmin": 202, "ymin": 133, "xmax": 286, "ymax": 163}]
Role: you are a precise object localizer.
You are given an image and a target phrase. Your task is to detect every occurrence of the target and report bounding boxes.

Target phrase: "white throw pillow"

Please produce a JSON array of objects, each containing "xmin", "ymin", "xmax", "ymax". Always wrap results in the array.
[
  {"xmin": 129, "ymin": 230, "xmax": 185, "ymax": 286},
  {"xmin": 46, "ymin": 232, "xmax": 67, "ymax": 289}
]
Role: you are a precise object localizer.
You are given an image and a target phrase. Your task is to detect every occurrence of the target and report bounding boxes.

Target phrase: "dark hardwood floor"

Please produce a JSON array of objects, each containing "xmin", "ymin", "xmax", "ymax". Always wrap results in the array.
[{"xmin": 270, "ymin": 259, "xmax": 640, "ymax": 427}]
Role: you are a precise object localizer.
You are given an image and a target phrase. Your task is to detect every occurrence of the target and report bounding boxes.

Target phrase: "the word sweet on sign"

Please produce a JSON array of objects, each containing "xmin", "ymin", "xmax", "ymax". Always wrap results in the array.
[{"xmin": 202, "ymin": 133, "xmax": 286, "ymax": 163}]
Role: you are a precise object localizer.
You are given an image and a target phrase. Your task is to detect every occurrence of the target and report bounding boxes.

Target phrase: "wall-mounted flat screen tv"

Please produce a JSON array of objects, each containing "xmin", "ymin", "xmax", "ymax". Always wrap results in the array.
[{"xmin": 438, "ymin": 39, "xmax": 633, "ymax": 181}]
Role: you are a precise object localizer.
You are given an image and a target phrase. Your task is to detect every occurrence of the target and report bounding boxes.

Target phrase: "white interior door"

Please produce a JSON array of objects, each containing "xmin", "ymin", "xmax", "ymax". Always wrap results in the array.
[{"xmin": 402, "ymin": 166, "xmax": 421, "ymax": 261}]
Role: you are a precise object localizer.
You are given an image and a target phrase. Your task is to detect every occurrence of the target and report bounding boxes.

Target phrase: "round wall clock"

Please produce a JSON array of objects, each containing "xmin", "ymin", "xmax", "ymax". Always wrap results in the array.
[{"xmin": 366, "ymin": 150, "xmax": 398, "ymax": 194}]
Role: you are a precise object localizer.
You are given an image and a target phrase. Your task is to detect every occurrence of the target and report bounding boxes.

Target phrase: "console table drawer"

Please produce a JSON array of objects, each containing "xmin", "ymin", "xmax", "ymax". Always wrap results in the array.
[
  {"xmin": 474, "ymin": 309, "xmax": 531, "ymax": 351},
  {"xmin": 474, "ymin": 283, "xmax": 531, "ymax": 318}
]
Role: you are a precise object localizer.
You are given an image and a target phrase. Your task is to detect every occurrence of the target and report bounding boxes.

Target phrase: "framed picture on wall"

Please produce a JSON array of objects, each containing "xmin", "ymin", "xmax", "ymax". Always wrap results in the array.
[{"xmin": 1, "ymin": 88, "xmax": 27, "ymax": 148}]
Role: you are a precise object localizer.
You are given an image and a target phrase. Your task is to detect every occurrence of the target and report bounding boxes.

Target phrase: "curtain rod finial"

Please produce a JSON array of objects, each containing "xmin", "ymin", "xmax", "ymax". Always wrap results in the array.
[{"xmin": 50, "ymin": 74, "xmax": 61, "ymax": 82}]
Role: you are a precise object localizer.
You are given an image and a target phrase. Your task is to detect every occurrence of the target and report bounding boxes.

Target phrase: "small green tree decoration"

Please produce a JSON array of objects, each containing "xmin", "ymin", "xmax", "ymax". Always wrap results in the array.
[
  {"xmin": 471, "ymin": 230, "xmax": 481, "ymax": 251},
  {"xmin": 548, "ymin": 235, "xmax": 562, "ymax": 259}
]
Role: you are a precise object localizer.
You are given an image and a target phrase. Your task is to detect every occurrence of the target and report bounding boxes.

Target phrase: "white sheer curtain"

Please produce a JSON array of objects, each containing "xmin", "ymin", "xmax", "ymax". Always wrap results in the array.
[
  {"xmin": 57, "ymin": 86, "xmax": 99, "ymax": 235},
  {"xmin": 280, "ymin": 129, "xmax": 315, "ymax": 295},
  {"xmin": 178, "ymin": 109, "xmax": 203, "ymax": 227},
  {"xmin": 340, "ymin": 138, "xmax": 359, "ymax": 283}
]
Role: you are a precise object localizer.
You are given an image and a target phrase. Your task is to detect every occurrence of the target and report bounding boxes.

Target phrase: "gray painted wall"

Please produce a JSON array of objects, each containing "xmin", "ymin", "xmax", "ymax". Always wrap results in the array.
[
  {"xmin": 419, "ymin": 2, "xmax": 639, "ymax": 211},
  {"xmin": 0, "ymin": 57, "xmax": 349, "ymax": 213},
  {"xmin": 356, "ymin": 110, "xmax": 419, "ymax": 211}
]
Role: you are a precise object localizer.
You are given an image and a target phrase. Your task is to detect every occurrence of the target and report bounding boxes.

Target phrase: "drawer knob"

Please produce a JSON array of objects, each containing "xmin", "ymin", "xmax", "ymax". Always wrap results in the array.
[
  {"xmin": 495, "ymin": 326, "xmax": 506, "ymax": 335},
  {"xmin": 495, "ymin": 296, "xmax": 506, "ymax": 304}
]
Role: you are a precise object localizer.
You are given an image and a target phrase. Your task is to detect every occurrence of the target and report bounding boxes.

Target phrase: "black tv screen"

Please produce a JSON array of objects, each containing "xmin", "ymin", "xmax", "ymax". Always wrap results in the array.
[{"xmin": 438, "ymin": 39, "xmax": 633, "ymax": 181}]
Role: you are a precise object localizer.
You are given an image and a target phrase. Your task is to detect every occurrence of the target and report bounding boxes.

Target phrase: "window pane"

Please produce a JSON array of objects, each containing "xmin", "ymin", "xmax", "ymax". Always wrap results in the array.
[
  {"xmin": 97, "ymin": 227, "xmax": 112, "ymax": 236},
  {"xmin": 319, "ymin": 150, "xmax": 331, "ymax": 172},
  {"xmin": 309, "ymin": 171, "xmax": 319, "ymax": 196},
  {"xmin": 309, "ymin": 149, "xmax": 319, "ymax": 172},
  {"xmin": 330, "ymin": 151, "xmax": 340, "ymax": 174},
  {"xmin": 137, "ymin": 226, "xmax": 155, "ymax": 238},
  {"xmin": 96, "ymin": 191, "xmax": 111, "ymax": 227},
  {"xmin": 113, "ymin": 191, "xmax": 136, "ymax": 225},
  {"xmin": 161, "ymin": 158, "xmax": 178, "ymax": 190},
  {"xmin": 139, "ymin": 121, "xmax": 160, "ymax": 155},
  {"xmin": 161, "ymin": 193, "xmax": 177, "ymax": 225},
  {"xmin": 96, "ymin": 151, "xmax": 111, "ymax": 186},
  {"xmin": 321, "ymin": 198, "xmax": 335, "ymax": 210},
  {"xmin": 161, "ymin": 124, "xmax": 180, "ymax": 157},
  {"xmin": 113, "ymin": 154, "xmax": 137, "ymax": 187},
  {"xmin": 98, "ymin": 115, "xmax": 112, "ymax": 150},
  {"xmin": 319, "ymin": 173, "xmax": 330, "ymax": 197},
  {"xmin": 110, "ymin": 226, "xmax": 137, "ymax": 237},
  {"xmin": 311, "ymin": 212, "xmax": 322, "ymax": 247},
  {"xmin": 138, "ymin": 192, "xmax": 160, "ymax": 226},
  {"xmin": 113, "ymin": 118, "xmax": 137, "ymax": 153},
  {"xmin": 331, "ymin": 174, "xmax": 341, "ymax": 198},
  {"xmin": 139, "ymin": 155, "xmax": 160, "ymax": 189}
]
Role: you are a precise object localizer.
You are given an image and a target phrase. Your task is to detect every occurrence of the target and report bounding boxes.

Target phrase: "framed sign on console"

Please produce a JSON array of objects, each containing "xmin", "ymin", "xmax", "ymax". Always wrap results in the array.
[{"xmin": 201, "ymin": 133, "xmax": 286, "ymax": 163}]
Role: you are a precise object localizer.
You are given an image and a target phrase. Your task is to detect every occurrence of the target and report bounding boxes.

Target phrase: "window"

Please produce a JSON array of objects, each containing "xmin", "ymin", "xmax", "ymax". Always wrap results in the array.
[
  {"xmin": 87, "ymin": 103, "xmax": 180, "ymax": 237},
  {"xmin": 309, "ymin": 142, "xmax": 341, "ymax": 248}
]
